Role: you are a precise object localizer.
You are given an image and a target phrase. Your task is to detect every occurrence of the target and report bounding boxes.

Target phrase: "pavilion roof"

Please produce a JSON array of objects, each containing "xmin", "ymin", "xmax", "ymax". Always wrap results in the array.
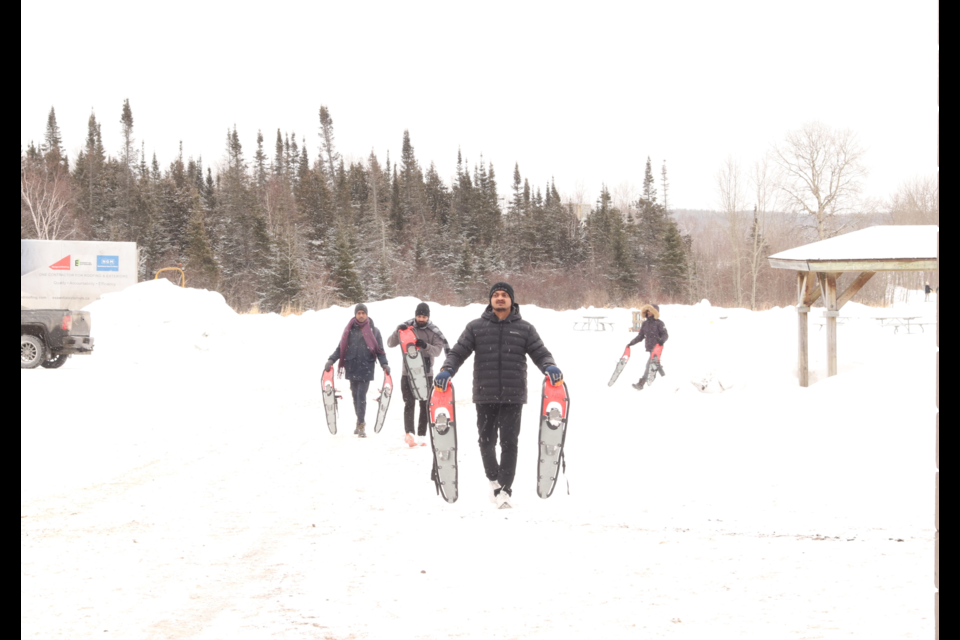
[{"xmin": 768, "ymin": 225, "xmax": 938, "ymax": 272}]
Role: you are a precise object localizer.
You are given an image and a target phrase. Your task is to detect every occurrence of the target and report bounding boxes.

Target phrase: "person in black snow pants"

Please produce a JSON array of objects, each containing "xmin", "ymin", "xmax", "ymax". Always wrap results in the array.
[
  {"xmin": 386, "ymin": 302, "xmax": 449, "ymax": 448},
  {"xmin": 434, "ymin": 283, "xmax": 563, "ymax": 510},
  {"xmin": 629, "ymin": 304, "xmax": 669, "ymax": 391},
  {"xmin": 325, "ymin": 304, "xmax": 390, "ymax": 439}
]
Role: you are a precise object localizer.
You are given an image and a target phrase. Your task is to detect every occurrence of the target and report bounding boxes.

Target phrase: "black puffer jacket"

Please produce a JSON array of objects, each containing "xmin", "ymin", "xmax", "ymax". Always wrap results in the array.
[
  {"xmin": 328, "ymin": 324, "xmax": 388, "ymax": 382},
  {"xmin": 441, "ymin": 305, "xmax": 556, "ymax": 405},
  {"xmin": 629, "ymin": 319, "xmax": 669, "ymax": 353}
]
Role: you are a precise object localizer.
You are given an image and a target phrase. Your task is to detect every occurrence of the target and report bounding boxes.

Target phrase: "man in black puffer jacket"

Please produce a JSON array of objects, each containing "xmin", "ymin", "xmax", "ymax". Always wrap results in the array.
[{"xmin": 435, "ymin": 283, "xmax": 562, "ymax": 510}]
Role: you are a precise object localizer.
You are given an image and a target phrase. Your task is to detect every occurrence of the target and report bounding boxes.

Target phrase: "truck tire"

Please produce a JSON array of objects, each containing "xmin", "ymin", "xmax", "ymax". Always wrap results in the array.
[
  {"xmin": 21, "ymin": 335, "xmax": 46, "ymax": 370},
  {"xmin": 41, "ymin": 354, "xmax": 71, "ymax": 370}
]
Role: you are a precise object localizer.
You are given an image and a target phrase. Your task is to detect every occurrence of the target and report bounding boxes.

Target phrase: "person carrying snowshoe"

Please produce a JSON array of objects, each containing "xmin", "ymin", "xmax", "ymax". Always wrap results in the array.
[
  {"xmin": 629, "ymin": 304, "xmax": 669, "ymax": 391},
  {"xmin": 387, "ymin": 302, "xmax": 449, "ymax": 448},
  {"xmin": 434, "ymin": 283, "xmax": 562, "ymax": 510},
  {"xmin": 325, "ymin": 304, "xmax": 390, "ymax": 439}
]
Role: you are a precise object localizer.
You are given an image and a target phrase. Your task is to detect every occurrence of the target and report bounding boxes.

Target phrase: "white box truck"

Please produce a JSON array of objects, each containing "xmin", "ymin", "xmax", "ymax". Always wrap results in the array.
[
  {"xmin": 20, "ymin": 240, "xmax": 139, "ymax": 310},
  {"xmin": 20, "ymin": 240, "xmax": 138, "ymax": 369}
]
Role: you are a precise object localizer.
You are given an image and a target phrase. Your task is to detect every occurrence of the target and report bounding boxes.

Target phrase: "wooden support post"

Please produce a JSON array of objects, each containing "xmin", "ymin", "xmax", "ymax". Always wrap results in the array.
[
  {"xmin": 819, "ymin": 272, "xmax": 840, "ymax": 378},
  {"xmin": 797, "ymin": 272, "xmax": 810, "ymax": 387}
]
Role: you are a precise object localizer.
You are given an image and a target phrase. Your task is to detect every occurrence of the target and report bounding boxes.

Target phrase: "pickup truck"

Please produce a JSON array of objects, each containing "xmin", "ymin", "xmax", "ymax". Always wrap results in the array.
[{"xmin": 21, "ymin": 309, "xmax": 95, "ymax": 369}]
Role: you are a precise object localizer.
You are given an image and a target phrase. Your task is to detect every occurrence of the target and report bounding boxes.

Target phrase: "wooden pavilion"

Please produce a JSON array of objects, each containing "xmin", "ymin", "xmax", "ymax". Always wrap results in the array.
[{"xmin": 768, "ymin": 225, "xmax": 938, "ymax": 387}]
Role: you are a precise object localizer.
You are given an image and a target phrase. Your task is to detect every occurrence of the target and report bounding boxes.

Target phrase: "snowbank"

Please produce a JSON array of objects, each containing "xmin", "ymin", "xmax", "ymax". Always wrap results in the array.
[{"xmin": 22, "ymin": 283, "xmax": 938, "ymax": 639}]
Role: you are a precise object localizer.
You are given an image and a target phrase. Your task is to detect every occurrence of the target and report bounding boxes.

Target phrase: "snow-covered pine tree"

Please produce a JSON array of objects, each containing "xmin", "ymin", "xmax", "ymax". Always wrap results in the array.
[
  {"xmin": 330, "ymin": 224, "xmax": 365, "ymax": 304},
  {"xmin": 184, "ymin": 188, "xmax": 220, "ymax": 289},
  {"xmin": 72, "ymin": 113, "xmax": 106, "ymax": 237},
  {"xmin": 319, "ymin": 106, "xmax": 340, "ymax": 185},
  {"xmin": 43, "ymin": 107, "xmax": 67, "ymax": 170},
  {"xmin": 658, "ymin": 220, "xmax": 688, "ymax": 300}
]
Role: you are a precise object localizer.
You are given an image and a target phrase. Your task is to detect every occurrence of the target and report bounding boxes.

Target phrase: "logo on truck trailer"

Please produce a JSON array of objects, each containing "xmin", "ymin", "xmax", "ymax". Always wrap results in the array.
[{"xmin": 50, "ymin": 256, "xmax": 71, "ymax": 271}]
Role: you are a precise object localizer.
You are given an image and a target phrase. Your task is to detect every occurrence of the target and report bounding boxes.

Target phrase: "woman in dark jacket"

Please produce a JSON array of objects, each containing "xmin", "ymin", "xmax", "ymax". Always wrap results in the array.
[
  {"xmin": 628, "ymin": 304, "xmax": 669, "ymax": 391},
  {"xmin": 325, "ymin": 304, "xmax": 390, "ymax": 438}
]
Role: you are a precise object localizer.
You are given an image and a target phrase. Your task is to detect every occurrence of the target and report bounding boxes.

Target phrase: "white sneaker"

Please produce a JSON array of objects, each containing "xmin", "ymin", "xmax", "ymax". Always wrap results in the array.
[
  {"xmin": 496, "ymin": 490, "xmax": 513, "ymax": 510},
  {"xmin": 489, "ymin": 481, "xmax": 501, "ymax": 504}
]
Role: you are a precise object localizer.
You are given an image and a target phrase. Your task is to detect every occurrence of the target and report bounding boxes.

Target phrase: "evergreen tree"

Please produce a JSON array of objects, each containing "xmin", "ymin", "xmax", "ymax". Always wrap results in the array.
[
  {"xmin": 658, "ymin": 220, "xmax": 688, "ymax": 299},
  {"xmin": 424, "ymin": 163, "xmax": 451, "ymax": 228},
  {"xmin": 72, "ymin": 112, "xmax": 106, "ymax": 237},
  {"xmin": 389, "ymin": 167, "xmax": 403, "ymax": 234},
  {"xmin": 215, "ymin": 127, "xmax": 271, "ymax": 309},
  {"xmin": 454, "ymin": 240, "xmax": 474, "ymax": 300},
  {"xmin": 399, "ymin": 130, "xmax": 426, "ymax": 235},
  {"xmin": 642, "ymin": 157, "xmax": 657, "ymax": 203},
  {"xmin": 183, "ymin": 189, "xmax": 220, "ymax": 288},
  {"xmin": 319, "ymin": 106, "xmax": 340, "ymax": 183},
  {"xmin": 330, "ymin": 224, "xmax": 365, "ymax": 304},
  {"xmin": 254, "ymin": 131, "xmax": 268, "ymax": 194},
  {"xmin": 43, "ymin": 107, "xmax": 67, "ymax": 169}
]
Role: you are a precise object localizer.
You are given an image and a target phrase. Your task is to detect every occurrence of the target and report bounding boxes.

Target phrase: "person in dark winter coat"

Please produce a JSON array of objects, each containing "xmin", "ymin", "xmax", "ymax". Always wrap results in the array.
[
  {"xmin": 435, "ymin": 283, "xmax": 562, "ymax": 509},
  {"xmin": 387, "ymin": 302, "xmax": 448, "ymax": 447},
  {"xmin": 629, "ymin": 304, "xmax": 669, "ymax": 391},
  {"xmin": 325, "ymin": 304, "xmax": 390, "ymax": 438}
]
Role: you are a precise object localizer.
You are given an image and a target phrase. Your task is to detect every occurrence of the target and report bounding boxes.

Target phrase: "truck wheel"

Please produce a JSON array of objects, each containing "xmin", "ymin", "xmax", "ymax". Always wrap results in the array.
[
  {"xmin": 21, "ymin": 335, "xmax": 46, "ymax": 370},
  {"xmin": 41, "ymin": 354, "xmax": 71, "ymax": 370}
]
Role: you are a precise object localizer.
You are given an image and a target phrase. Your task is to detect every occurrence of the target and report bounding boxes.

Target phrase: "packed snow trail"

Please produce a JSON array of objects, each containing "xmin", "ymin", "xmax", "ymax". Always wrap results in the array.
[{"xmin": 21, "ymin": 282, "xmax": 936, "ymax": 639}]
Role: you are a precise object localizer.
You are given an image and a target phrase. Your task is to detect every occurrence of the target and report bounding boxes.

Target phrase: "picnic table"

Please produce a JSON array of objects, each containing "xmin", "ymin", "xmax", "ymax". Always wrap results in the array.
[
  {"xmin": 812, "ymin": 315, "xmax": 932, "ymax": 334},
  {"xmin": 574, "ymin": 316, "xmax": 615, "ymax": 332},
  {"xmin": 876, "ymin": 316, "xmax": 930, "ymax": 334}
]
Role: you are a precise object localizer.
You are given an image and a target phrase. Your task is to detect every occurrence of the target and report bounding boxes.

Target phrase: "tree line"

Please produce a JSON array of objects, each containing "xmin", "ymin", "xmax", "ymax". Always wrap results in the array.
[
  {"xmin": 21, "ymin": 104, "xmax": 936, "ymax": 312},
  {"xmin": 21, "ymin": 103, "xmax": 689, "ymax": 312}
]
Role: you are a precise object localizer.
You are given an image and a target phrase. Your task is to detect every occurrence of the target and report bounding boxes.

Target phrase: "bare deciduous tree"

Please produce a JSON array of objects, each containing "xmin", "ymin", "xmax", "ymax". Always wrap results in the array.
[
  {"xmin": 889, "ymin": 175, "xmax": 939, "ymax": 226},
  {"xmin": 21, "ymin": 158, "xmax": 76, "ymax": 240},
  {"xmin": 612, "ymin": 181, "xmax": 638, "ymax": 219},
  {"xmin": 773, "ymin": 121, "xmax": 868, "ymax": 240},
  {"xmin": 747, "ymin": 157, "xmax": 778, "ymax": 310},
  {"xmin": 717, "ymin": 156, "xmax": 748, "ymax": 308}
]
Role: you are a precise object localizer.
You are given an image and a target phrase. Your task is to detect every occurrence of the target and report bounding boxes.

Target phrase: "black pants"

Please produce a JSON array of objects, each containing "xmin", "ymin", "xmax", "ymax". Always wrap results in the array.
[
  {"xmin": 638, "ymin": 354, "xmax": 665, "ymax": 386},
  {"xmin": 476, "ymin": 404, "xmax": 523, "ymax": 495},
  {"xmin": 401, "ymin": 376, "xmax": 432, "ymax": 436},
  {"xmin": 350, "ymin": 381, "xmax": 370, "ymax": 425}
]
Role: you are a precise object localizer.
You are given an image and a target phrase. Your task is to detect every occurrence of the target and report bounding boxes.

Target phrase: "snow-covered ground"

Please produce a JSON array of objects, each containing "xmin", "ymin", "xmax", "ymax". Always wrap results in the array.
[{"xmin": 21, "ymin": 281, "xmax": 938, "ymax": 639}]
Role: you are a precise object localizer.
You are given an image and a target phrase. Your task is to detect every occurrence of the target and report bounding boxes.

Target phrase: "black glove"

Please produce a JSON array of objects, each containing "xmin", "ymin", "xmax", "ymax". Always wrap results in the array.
[
  {"xmin": 383, "ymin": 366, "xmax": 391, "ymax": 375},
  {"xmin": 415, "ymin": 339, "xmax": 427, "ymax": 349},
  {"xmin": 397, "ymin": 324, "xmax": 409, "ymax": 333},
  {"xmin": 324, "ymin": 360, "xmax": 334, "ymax": 372}
]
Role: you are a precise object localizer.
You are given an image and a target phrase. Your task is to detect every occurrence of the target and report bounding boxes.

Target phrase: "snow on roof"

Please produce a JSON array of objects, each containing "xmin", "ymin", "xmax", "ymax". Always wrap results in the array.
[{"xmin": 770, "ymin": 226, "xmax": 938, "ymax": 263}]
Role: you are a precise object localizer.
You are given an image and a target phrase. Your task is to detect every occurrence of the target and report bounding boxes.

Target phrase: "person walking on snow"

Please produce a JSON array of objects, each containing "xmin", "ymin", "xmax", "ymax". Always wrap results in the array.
[
  {"xmin": 629, "ymin": 304, "xmax": 669, "ymax": 391},
  {"xmin": 434, "ymin": 283, "xmax": 563, "ymax": 510},
  {"xmin": 324, "ymin": 304, "xmax": 390, "ymax": 439},
  {"xmin": 387, "ymin": 302, "xmax": 449, "ymax": 448}
]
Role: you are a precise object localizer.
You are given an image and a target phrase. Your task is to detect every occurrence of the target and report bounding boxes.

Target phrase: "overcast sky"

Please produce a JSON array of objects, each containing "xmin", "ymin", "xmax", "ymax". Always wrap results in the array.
[{"xmin": 21, "ymin": 0, "xmax": 938, "ymax": 211}]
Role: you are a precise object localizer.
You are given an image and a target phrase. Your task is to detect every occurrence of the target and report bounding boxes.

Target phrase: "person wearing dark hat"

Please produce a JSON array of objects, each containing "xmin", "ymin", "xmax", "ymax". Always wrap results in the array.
[
  {"xmin": 387, "ymin": 302, "xmax": 450, "ymax": 447},
  {"xmin": 325, "ymin": 304, "xmax": 390, "ymax": 439},
  {"xmin": 435, "ymin": 283, "xmax": 563, "ymax": 509},
  {"xmin": 628, "ymin": 304, "xmax": 669, "ymax": 391}
]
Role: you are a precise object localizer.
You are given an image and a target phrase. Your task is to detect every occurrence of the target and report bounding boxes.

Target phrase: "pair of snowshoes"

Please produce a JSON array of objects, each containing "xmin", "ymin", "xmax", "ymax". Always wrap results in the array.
[
  {"xmin": 427, "ymin": 377, "xmax": 571, "ymax": 505},
  {"xmin": 321, "ymin": 368, "xmax": 393, "ymax": 436},
  {"xmin": 610, "ymin": 345, "xmax": 666, "ymax": 391}
]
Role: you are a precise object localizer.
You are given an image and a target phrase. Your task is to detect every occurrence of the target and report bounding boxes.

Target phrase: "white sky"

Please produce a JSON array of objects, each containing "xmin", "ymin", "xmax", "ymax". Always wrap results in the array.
[{"xmin": 21, "ymin": 0, "xmax": 939, "ymax": 211}]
